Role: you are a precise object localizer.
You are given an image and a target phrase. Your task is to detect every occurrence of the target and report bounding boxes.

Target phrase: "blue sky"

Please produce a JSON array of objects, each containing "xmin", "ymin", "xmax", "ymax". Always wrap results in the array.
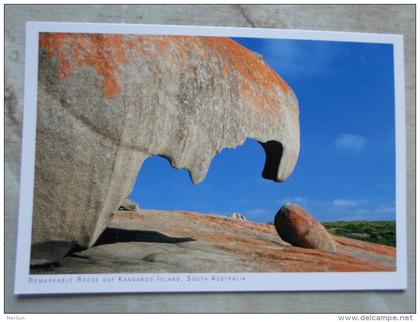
[{"xmin": 130, "ymin": 37, "xmax": 396, "ymax": 223}]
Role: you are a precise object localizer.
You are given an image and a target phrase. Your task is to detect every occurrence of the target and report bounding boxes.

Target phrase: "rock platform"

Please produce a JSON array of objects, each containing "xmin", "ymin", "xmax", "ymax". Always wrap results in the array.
[{"xmin": 31, "ymin": 209, "xmax": 396, "ymax": 274}]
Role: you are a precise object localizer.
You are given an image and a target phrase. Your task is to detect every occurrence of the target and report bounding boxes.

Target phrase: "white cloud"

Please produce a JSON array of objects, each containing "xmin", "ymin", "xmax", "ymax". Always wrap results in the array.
[
  {"xmin": 248, "ymin": 208, "xmax": 268, "ymax": 215},
  {"xmin": 276, "ymin": 196, "xmax": 308, "ymax": 205},
  {"xmin": 256, "ymin": 40, "xmax": 338, "ymax": 82},
  {"xmin": 335, "ymin": 134, "xmax": 366, "ymax": 152},
  {"xmin": 332, "ymin": 199, "xmax": 366, "ymax": 207},
  {"xmin": 333, "ymin": 199, "xmax": 358, "ymax": 207},
  {"xmin": 273, "ymin": 195, "xmax": 394, "ymax": 220},
  {"xmin": 371, "ymin": 204, "xmax": 395, "ymax": 215},
  {"xmin": 293, "ymin": 196, "xmax": 307, "ymax": 205},
  {"xmin": 325, "ymin": 200, "xmax": 395, "ymax": 220},
  {"xmin": 353, "ymin": 204, "xmax": 395, "ymax": 217}
]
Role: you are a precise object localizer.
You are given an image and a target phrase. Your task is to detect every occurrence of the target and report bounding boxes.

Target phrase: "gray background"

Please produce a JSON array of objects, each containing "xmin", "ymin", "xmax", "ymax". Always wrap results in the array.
[{"xmin": 5, "ymin": 4, "xmax": 415, "ymax": 313}]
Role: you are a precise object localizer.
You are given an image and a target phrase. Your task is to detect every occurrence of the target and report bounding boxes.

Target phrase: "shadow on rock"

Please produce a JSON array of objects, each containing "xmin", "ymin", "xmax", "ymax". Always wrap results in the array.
[{"xmin": 94, "ymin": 228, "xmax": 195, "ymax": 246}]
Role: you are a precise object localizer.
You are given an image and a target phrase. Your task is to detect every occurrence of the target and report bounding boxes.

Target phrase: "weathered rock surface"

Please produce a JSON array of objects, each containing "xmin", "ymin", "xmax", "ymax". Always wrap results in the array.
[
  {"xmin": 32, "ymin": 33, "xmax": 300, "ymax": 264},
  {"xmin": 274, "ymin": 204, "xmax": 337, "ymax": 253},
  {"xmin": 118, "ymin": 199, "xmax": 140, "ymax": 212},
  {"xmin": 31, "ymin": 209, "xmax": 395, "ymax": 274},
  {"xmin": 229, "ymin": 212, "xmax": 246, "ymax": 220}
]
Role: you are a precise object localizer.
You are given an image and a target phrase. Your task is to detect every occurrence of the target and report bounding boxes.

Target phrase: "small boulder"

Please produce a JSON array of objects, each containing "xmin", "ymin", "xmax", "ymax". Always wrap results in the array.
[
  {"xmin": 229, "ymin": 212, "xmax": 246, "ymax": 221},
  {"xmin": 118, "ymin": 199, "xmax": 140, "ymax": 212},
  {"xmin": 274, "ymin": 204, "xmax": 336, "ymax": 253}
]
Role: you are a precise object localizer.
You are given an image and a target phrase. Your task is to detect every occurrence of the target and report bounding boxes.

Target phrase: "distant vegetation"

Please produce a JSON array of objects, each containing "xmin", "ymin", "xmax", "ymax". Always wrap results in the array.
[{"xmin": 322, "ymin": 220, "xmax": 396, "ymax": 247}]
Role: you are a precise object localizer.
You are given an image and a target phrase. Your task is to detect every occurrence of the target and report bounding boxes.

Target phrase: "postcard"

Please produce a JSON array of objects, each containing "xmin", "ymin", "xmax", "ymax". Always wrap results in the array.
[{"xmin": 14, "ymin": 22, "xmax": 406, "ymax": 294}]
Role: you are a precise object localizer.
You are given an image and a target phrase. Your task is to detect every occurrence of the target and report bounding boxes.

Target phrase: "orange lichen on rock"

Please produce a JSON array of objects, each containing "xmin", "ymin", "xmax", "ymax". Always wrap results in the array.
[
  {"xmin": 334, "ymin": 235, "xmax": 396, "ymax": 257},
  {"xmin": 204, "ymin": 37, "xmax": 293, "ymax": 115},
  {"xmin": 39, "ymin": 32, "xmax": 131, "ymax": 96},
  {"xmin": 111, "ymin": 209, "xmax": 396, "ymax": 272},
  {"xmin": 205, "ymin": 37, "xmax": 291, "ymax": 93},
  {"xmin": 39, "ymin": 33, "xmax": 294, "ymax": 111}
]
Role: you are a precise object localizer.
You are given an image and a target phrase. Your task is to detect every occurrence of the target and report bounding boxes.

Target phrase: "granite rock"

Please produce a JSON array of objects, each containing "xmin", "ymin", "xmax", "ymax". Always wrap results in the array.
[
  {"xmin": 118, "ymin": 199, "xmax": 140, "ymax": 212},
  {"xmin": 274, "ymin": 204, "xmax": 337, "ymax": 253},
  {"xmin": 31, "ymin": 34, "xmax": 300, "ymax": 264},
  {"xmin": 229, "ymin": 212, "xmax": 246, "ymax": 220},
  {"xmin": 31, "ymin": 209, "xmax": 395, "ymax": 274}
]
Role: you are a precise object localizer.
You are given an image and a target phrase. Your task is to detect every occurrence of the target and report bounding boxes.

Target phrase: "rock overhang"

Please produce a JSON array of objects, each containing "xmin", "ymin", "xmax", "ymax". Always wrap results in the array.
[{"xmin": 32, "ymin": 33, "xmax": 301, "ymax": 264}]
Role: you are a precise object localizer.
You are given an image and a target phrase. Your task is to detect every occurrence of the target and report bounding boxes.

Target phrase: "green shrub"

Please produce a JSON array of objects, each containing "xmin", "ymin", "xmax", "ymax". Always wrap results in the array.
[{"xmin": 322, "ymin": 220, "xmax": 395, "ymax": 246}]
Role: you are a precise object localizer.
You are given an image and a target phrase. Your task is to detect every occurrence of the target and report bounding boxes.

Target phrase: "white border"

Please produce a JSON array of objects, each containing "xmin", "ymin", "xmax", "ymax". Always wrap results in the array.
[{"xmin": 14, "ymin": 22, "xmax": 407, "ymax": 294}]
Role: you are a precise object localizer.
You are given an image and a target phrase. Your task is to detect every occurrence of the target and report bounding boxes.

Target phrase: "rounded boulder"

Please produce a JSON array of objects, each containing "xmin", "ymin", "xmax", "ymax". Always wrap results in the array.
[{"xmin": 274, "ymin": 204, "xmax": 336, "ymax": 253}]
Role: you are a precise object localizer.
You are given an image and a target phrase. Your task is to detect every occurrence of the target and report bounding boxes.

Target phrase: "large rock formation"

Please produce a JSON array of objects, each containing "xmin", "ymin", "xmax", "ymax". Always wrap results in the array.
[
  {"xmin": 32, "ymin": 33, "xmax": 300, "ymax": 264},
  {"xmin": 274, "ymin": 204, "xmax": 337, "ymax": 253}
]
